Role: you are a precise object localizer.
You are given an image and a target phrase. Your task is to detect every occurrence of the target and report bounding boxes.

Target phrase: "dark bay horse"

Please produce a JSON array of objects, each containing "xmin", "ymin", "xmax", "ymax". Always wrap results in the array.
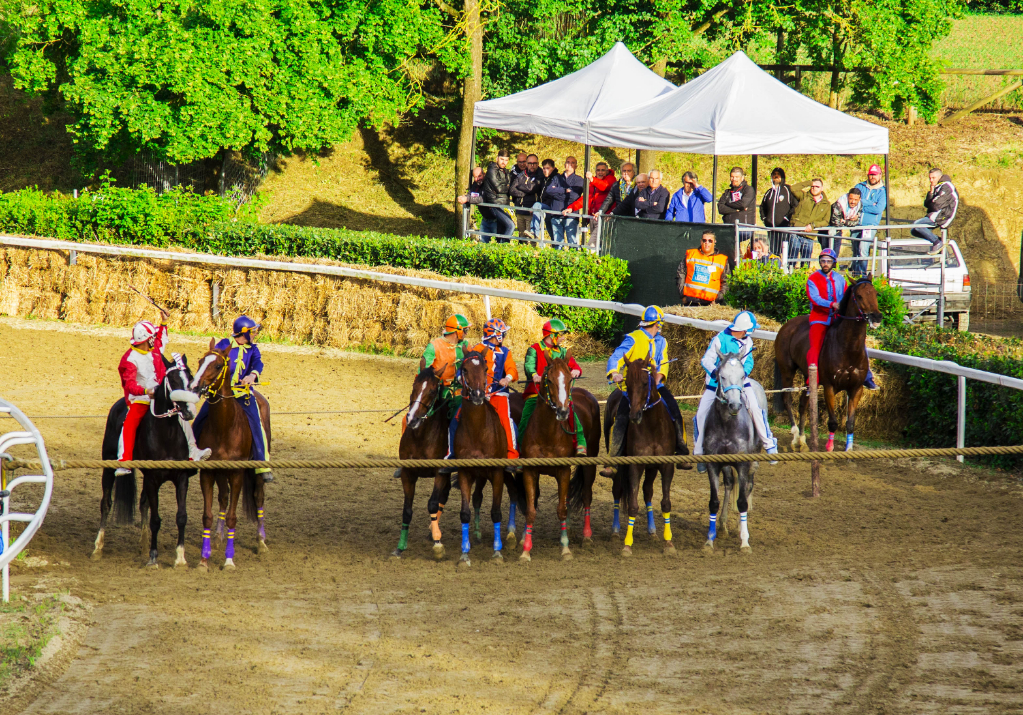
[
  {"xmin": 774, "ymin": 276, "xmax": 883, "ymax": 452},
  {"xmin": 91, "ymin": 354, "xmax": 200, "ymax": 567},
  {"xmin": 191, "ymin": 339, "xmax": 271, "ymax": 570},
  {"xmin": 472, "ymin": 389, "xmax": 523, "ymax": 547},
  {"xmin": 702, "ymin": 350, "xmax": 759, "ymax": 553},
  {"xmin": 452, "ymin": 351, "xmax": 506, "ymax": 567},
  {"xmin": 393, "ymin": 366, "xmax": 452, "ymax": 560},
  {"xmin": 511, "ymin": 354, "xmax": 600, "ymax": 562},
  {"xmin": 604, "ymin": 356, "xmax": 678, "ymax": 556}
]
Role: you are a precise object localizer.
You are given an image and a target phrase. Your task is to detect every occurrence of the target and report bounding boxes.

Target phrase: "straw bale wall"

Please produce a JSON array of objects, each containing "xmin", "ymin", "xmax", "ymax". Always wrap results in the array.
[
  {"xmin": 660, "ymin": 305, "xmax": 909, "ymax": 441},
  {"xmin": 0, "ymin": 246, "xmax": 548, "ymax": 357}
]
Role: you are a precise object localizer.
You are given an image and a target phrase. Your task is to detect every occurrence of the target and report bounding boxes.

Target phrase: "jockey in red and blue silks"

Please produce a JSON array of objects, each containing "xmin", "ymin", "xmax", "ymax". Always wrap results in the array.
[
  {"xmin": 193, "ymin": 315, "xmax": 274, "ymax": 483},
  {"xmin": 807, "ymin": 249, "xmax": 877, "ymax": 389},
  {"xmin": 469, "ymin": 318, "xmax": 520, "ymax": 460}
]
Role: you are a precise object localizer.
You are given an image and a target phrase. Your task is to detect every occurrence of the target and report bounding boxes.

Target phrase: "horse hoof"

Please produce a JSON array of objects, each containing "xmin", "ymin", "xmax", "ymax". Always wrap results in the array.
[
  {"xmin": 90, "ymin": 550, "xmax": 102, "ymax": 561},
  {"xmin": 647, "ymin": 527, "xmax": 656, "ymax": 536},
  {"xmin": 612, "ymin": 528, "xmax": 620, "ymax": 538},
  {"xmin": 432, "ymin": 543, "xmax": 445, "ymax": 561},
  {"xmin": 561, "ymin": 547, "xmax": 573, "ymax": 561},
  {"xmin": 505, "ymin": 532, "xmax": 517, "ymax": 550},
  {"xmin": 492, "ymin": 551, "xmax": 504, "ymax": 562},
  {"xmin": 519, "ymin": 551, "xmax": 531, "ymax": 562},
  {"xmin": 222, "ymin": 559, "xmax": 236, "ymax": 571},
  {"xmin": 197, "ymin": 560, "xmax": 209, "ymax": 572},
  {"xmin": 581, "ymin": 537, "xmax": 593, "ymax": 550},
  {"xmin": 258, "ymin": 540, "xmax": 269, "ymax": 554},
  {"xmin": 621, "ymin": 546, "xmax": 632, "ymax": 557},
  {"xmin": 740, "ymin": 545, "xmax": 753, "ymax": 555},
  {"xmin": 703, "ymin": 541, "xmax": 715, "ymax": 552},
  {"xmin": 663, "ymin": 543, "xmax": 677, "ymax": 557},
  {"xmin": 390, "ymin": 548, "xmax": 405, "ymax": 559},
  {"xmin": 145, "ymin": 560, "xmax": 159, "ymax": 569},
  {"xmin": 457, "ymin": 555, "xmax": 472, "ymax": 568}
]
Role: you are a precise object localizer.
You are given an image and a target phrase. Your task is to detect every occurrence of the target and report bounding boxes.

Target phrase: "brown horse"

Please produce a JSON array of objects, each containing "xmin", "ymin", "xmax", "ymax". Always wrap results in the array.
[
  {"xmin": 452, "ymin": 351, "xmax": 507, "ymax": 567},
  {"xmin": 471, "ymin": 390, "xmax": 522, "ymax": 547},
  {"xmin": 604, "ymin": 356, "xmax": 678, "ymax": 556},
  {"xmin": 191, "ymin": 338, "xmax": 271, "ymax": 570},
  {"xmin": 774, "ymin": 276, "xmax": 883, "ymax": 452},
  {"xmin": 393, "ymin": 366, "xmax": 453, "ymax": 560},
  {"xmin": 511, "ymin": 354, "xmax": 600, "ymax": 562}
]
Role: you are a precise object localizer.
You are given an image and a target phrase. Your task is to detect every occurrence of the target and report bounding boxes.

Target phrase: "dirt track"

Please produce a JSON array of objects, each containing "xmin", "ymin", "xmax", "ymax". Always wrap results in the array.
[{"xmin": 2, "ymin": 317, "xmax": 1023, "ymax": 715}]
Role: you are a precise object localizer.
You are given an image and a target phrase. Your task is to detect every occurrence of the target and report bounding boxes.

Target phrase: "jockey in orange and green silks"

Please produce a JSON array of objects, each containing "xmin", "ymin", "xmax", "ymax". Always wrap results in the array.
[
  {"xmin": 518, "ymin": 318, "xmax": 587, "ymax": 456},
  {"xmin": 420, "ymin": 313, "xmax": 473, "ymax": 405}
]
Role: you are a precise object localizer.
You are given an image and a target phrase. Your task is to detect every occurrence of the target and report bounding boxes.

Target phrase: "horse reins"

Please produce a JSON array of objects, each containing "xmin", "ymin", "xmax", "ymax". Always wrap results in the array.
[
  {"xmin": 539, "ymin": 362, "xmax": 577, "ymax": 434},
  {"xmin": 150, "ymin": 364, "xmax": 190, "ymax": 419},
  {"xmin": 836, "ymin": 279, "xmax": 870, "ymax": 322}
]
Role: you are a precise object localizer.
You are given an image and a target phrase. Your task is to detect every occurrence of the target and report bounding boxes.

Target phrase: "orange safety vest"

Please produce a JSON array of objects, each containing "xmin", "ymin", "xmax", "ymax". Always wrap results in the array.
[
  {"xmin": 427, "ymin": 338, "xmax": 459, "ymax": 384},
  {"xmin": 683, "ymin": 249, "xmax": 728, "ymax": 302}
]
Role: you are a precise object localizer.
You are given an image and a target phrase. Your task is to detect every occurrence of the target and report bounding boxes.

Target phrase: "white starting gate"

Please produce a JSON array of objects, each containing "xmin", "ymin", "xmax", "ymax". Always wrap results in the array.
[{"xmin": 0, "ymin": 398, "xmax": 54, "ymax": 602}]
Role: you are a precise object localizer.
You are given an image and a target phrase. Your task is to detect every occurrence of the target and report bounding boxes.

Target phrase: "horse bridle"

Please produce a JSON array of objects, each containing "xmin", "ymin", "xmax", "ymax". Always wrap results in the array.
[
  {"xmin": 406, "ymin": 375, "xmax": 443, "ymax": 424},
  {"xmin": 150, "ymin": 363, "xmax": 192, "ymax": 419},
  {"xmin": 197, "ymin": 353, "xmax": 232, "ymax": 404},
  {"xmin": 714, "ymin": 358, "xmax": 745, "ymax": 405},
  {"xmin": 836, "ymin": 280, "xmax": 869, "ymax": 322},
  {"xmin": 539, "ymin": 362, "xmax": 577, "ymax": 432},
  {"xmin": 623, "ymin": 363, "xmax": 663, "ymax": 413}
]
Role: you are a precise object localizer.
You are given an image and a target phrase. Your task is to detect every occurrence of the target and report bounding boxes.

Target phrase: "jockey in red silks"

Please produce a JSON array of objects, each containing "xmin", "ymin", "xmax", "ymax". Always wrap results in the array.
[
  {"xmin": 806, "ymin": 248, "xmax": 877, "ymax": 389},
  {"xmin": 470, "ymin": 318, "xmax": 520, "ymax": 460},
  {"xmin": 115, "ymin": 312, "xmax": 211, "ymax": 476}
]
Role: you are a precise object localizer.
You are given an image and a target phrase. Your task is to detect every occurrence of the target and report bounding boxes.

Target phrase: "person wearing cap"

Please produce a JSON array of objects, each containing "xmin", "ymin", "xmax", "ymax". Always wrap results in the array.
[
  {"xmin": 469, "ymin": 318, "xmax": 519, "ymax": 460},
  {"xmin": 692, "ymin": 311, "xmax": 778, "ymax": 469},
  {"xmin": 115, "ymin": 309, "xmax": 212, "ymax": 476},
  {"xmin": 193, "ymin": 315, "xmax": 274, "ymax": 482},
  {"xmin": 853, "ymin": 164, "xmax": 888, "ymax": 274},
  {"xmin": 519, "ymin": 319, "xmax": 586, "ymax": 455},
  {"xmin": 807, "ymin": 250, "xmax": 878, "ymax": 390},
  {"xmin": 604, "ymin": 306, "xmax": 690, "ymax": 468}
]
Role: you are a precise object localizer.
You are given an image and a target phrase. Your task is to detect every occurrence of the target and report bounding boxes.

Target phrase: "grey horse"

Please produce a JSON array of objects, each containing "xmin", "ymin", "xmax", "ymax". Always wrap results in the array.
[{"xmin": 700, "ymin": 349, "xmax": 768, "ymax": 553}]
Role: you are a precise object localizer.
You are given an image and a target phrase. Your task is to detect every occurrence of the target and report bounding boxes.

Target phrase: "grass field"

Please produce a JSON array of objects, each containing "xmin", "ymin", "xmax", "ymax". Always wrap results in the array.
[{"xmin": 933, "ymin": 13, "xmax": 1023, "ymax": 111}]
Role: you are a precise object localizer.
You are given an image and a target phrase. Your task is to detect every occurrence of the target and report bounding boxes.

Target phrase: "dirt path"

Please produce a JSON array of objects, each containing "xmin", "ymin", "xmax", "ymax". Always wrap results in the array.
[{"xmin": 2, "ymin": 318, "xmax": 1022, "ymax": 714}]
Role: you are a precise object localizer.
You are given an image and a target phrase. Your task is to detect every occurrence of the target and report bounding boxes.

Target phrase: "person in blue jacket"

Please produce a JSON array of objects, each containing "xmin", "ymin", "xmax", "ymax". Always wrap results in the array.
[
  {"xmin": 851, "ymin": 164, "xmax": 888, "ymax": 274},
  {"xmin": 193, "ymin": 315, "xmax": 273, "ymax": 483},
  {"xmin": 665, "ymin": 172, "xmax": 713, "ymax": 223}
]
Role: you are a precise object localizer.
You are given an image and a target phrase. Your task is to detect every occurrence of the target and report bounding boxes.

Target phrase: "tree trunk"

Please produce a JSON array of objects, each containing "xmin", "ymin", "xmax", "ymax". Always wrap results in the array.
[
  {"xmin": 636, "ymin": 57, "xmax": 668, "ymax": 175},
  {"xmin": 455, "ymin": 0, "xmax": 483, "ymax": 201},
  {"xmin": 829, "ymin": 30, "xmax": 842, "ymax": 110}
]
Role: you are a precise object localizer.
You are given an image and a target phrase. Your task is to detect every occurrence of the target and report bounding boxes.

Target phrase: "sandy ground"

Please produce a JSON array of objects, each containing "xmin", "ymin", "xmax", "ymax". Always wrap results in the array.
[{"xmin": 2, "ymin": 317, "xmax": 1023, "ymax": 714}]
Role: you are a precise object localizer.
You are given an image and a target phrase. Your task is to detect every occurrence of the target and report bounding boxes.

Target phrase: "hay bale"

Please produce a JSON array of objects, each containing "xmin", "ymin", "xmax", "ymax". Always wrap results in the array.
[{"xmin": 0, "ymin": 246, "xmax": 549, "ymax": 357}]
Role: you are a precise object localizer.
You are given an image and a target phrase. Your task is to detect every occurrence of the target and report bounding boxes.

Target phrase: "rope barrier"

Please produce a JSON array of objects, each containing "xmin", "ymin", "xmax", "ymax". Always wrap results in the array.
[{"xmin": 9, "ymin": 443, "xmax": 1023, "ymax": 472}]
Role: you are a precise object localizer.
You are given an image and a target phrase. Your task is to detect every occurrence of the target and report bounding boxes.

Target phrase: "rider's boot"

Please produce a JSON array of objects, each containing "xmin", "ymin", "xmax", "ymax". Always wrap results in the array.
[
  {"xmin": 115, "ymin": 466, "xmax": 132, "ymax": 477},
  {"xmin": 863, "ymin": 367, "xmax": 878, "ymax": 391}
]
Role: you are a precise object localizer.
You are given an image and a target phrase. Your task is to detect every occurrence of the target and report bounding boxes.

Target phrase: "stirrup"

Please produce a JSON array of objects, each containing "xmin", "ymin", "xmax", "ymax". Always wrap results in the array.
[
  {"xmin": 114, "ymin": 466, "xmax": 132, "ymax": 477},
  {"xmin": 261, "ymin": 471, "xmax": 275, "ymax": 483},
  {"xmin": 191, "ymin": 447, "xmax": 212, "ymax": 462}
]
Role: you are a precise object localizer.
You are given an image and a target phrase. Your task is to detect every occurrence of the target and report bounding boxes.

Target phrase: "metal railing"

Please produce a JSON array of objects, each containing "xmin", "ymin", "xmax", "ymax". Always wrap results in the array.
[
  {"xmin": 0, "ymin": 399, "xmax": 55, "ymax": 602},
  {"xmin": 461, "ymin": 202, "xmax": 603, "ymax": 252}
]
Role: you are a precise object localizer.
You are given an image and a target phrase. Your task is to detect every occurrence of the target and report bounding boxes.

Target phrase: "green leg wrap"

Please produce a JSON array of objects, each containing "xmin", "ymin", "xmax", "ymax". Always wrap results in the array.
[
  {"xmin": 397, "ymin": 525, "xmax": 409, "ymax": 552},
  {"xmin": 574, "ymin": 412, "xmax": 587, "ymax": 453},
  {"xmin": 518, "ymin": 396, "xmax": 537, "ymax": 435}
]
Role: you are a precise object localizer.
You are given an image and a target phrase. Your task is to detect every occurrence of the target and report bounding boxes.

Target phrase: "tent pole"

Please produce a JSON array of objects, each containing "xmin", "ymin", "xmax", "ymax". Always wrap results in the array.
[
  {"xmin": 751, "ymin": 155, "xmax": 758, "ymax": 197},
  {"xmin": 711, "ymin": 155, "xmax": 718, "ymax": 223},
  {"xmin": 883, "ymin": 153, "xmax": 890, "ymax": 242},
  {"xmin": 583, "ymin": 145, "xmax": 592, "ymax": 238}
]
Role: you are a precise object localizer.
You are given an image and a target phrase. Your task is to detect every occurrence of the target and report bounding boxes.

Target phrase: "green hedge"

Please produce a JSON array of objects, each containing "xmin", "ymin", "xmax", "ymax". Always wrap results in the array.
[
  {"xmin": 0, "ymin": 188, "xmax": 631, "ymax": 339},
  {"xmin": 877, "ymin": 326, "xmax": 1023, "ymax": 469},
  {"xmin": 723, "ymin": 261, "xmax": 906, "ymax": 329}
]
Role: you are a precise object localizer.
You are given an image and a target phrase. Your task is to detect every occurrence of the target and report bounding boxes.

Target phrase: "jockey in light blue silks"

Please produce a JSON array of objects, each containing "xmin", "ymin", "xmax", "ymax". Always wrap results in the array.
[
  {"xmin": 692, "ymin": 311, "xmax": 778, "ymax": 469},
  {"xmin": 193, "ymin": 315, "xmax": 273, "ymax": 483}
]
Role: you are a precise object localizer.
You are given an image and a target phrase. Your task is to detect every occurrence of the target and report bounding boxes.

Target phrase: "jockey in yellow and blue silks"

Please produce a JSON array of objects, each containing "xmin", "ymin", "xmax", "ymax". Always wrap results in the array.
[
  {"xmin": 193, "ymin": 315, "xmax": 273, "ymax": 483},
  {"xmin": 692, "ymin": 310, "xmax": 778, "ymax": 472},
  {"xmin": 605, "ymin": 306, "xmax": 689, "ymax": 459}
]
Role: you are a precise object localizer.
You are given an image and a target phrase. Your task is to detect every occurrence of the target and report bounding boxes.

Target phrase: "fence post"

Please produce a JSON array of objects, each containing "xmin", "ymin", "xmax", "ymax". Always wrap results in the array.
[
  {"xmin": 734, "ymin": 223, "xmax": 740, "ymax": 265},
  {"xmin": 938, "ymin": 228, "xmax": 947, "ymax": 327},
  {"xmin": 483, "ymin": 295, "xmax": 492, "ymax": 320},
  {"xmin": 211, "ymin": 281, "xmax": 221, "ymax": 322},
  {"xmin": 957, "ymin": 375, "xmax": 966, "ymax": 464},
  {"xmin": 808, "ymin": 364, "xmax": 821, "ymax": 497},
  {"xmin": 781, "ymin": 240, "xmax": 789, "ymax": 274}
]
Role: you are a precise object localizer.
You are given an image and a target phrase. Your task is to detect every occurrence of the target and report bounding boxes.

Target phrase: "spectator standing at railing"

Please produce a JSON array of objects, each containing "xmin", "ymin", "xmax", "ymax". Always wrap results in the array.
[
  {"xmin": 912, "ymin": 168, "xmax": 959, "ymax": 255},
  {"xmin": 717, "ymin": 167, "xmax": 756, "ymax": 234},
  {"xmin": 553, "ymin": 156, "xmax": 585, "ymax": 246},
  {"xmin": 665, "ymin": 171, "xmax": 712, "ymax": 223},
  {"xmin": 760, "ymin": 168, "xmax": 798, "ymax": 255},
  {"xmin": 599, "ymin": 162, "xmax": 635, "ymax": 214},
  {"xmin": 481, "ymin": 149, "xmax": 515, "ymax": 242},
  {"xmin": 612, "ymin": 173, "xmax": 648, "ymax": 216},
  {"xmin": 511, "ymin": 154, "xmax": 543, "ymax": 239},
  {"xmin": 456, "ymin": 166, "xmax": 496, "ymax": 237},
  {"xmin": 742, "ymin": 237, "xmax": 781, "ymax": 268},
  {"xmin": 827, "ymin": 187, "xmax": 863, "ymax": 257},
  {"xmin": 633, "ymin": 170, "xmax": 670, "ymax": 220},
  {"xmin": 566, "ymin": 162, "xmax": 616, "ymax": 236},
  {"xmin": 532, "ymin": 158, "xmax": 560, "ymax": 240},
  {"xmin": 510, "ymin": 153, "xmax": 528, "ymax": 182},
  {"xmin": 852, "ymin": 164, "xmax": 887, "ymax": 274},
  {"xmin": 789, "ymin": 178, "xmax": 831, "ymax": 267},
  {"xmin": 677, "ymin": 230, "xmax": 731, "ymax": 306}
]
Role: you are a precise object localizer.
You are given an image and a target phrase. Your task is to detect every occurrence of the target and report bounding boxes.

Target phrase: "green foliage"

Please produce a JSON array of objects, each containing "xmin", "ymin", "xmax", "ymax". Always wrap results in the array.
[
  {"xmin": 876, "ymin": 325, "xmax": 1023, "ymax": 468},
  {"xmin": 0, "ymin": 595, "xmax": 65, "ymax": 686},
  {"xmin": 0, "ymin": 188, "xmax": 630, "ymax": 338},
  {"xmin": 723, "ymin": 261, "xmax": 906, "ymax": 328},
  {"xmin": 6, "ymin": 0, "xmax": 443, "ymax": 164}
]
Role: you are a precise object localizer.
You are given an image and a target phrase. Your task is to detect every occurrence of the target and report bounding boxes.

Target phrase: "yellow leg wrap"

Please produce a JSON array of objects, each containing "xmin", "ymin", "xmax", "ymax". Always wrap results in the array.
[
  {"xmin": 663, "ymin": 512, "xmax": 672, "ymax": 542},
  {"xmin": 624, "ymin": 517, "xmax": 635, "ymax": 547}
]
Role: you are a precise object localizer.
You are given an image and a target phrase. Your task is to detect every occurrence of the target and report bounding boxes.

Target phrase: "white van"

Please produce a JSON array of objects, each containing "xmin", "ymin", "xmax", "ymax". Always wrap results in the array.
[{"xmin": 879, "ymin": 239, "xmax": 971, "ymax": 331}]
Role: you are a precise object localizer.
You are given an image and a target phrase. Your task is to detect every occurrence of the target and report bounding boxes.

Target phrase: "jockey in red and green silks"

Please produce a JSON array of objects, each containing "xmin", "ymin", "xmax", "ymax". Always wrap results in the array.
[{"xmin": 518, "ymin": 319, "xmax": 587, "ymax": 455}]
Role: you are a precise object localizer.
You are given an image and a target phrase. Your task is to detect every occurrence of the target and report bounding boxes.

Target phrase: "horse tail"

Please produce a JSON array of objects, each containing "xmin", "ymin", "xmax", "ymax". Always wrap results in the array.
[
  {"xmin": 568, "ymin": 466, "xmax": 586, "ymax": 512},
  {"xmin": 241, "ymin": 469, "xmax": 259, "ymax": 523},
  {"xmin": 112, "ymin": 469, "xmax": 136, "ymax": 525},
  {"xmin": 773, "ymin": 359, "xmax": 786, "ymax": 414},
  {"xmin": 729, "ymin": 467, "xmax": 740, "ymax": 514},
  {"xmin": 505, "ymin": 470, "xmax": 528, "ymax": 515}
]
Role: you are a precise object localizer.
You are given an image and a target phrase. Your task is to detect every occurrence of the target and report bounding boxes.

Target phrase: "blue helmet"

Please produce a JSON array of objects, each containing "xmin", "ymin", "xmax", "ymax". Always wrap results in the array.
[
  {"xmin": 819, "ymin": 248, "xmax": 838, "ymax": 262},
  {"xmin": 232, "ymin": 315, "xmax": 261, "ymax": 337},
  {"xmin": 639, "ymin": 305, "xmax": 664, "ymax": 327}
]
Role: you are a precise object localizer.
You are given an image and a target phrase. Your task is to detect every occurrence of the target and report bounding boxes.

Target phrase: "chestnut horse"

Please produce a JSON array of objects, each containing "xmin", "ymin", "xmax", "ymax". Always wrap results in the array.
[
  {"xmin": 452, "ymin": 351, "xmax": 507, "ymax": 567},
  {"xmin": 604, "ymin": 356, "xmax": 678, "ymax": 556},
  {"xmin": 191, "ymin": 338, "xmax": 271, "ymax": 570},
  {"xmin": 393, "ymin": 366, "xmax": 453, "ymax": 560},
  {"xmin": 509, "ymin": 355, "xmax": 599, "ymax": 561},
  {"xmin": 774, "ymin": 276, "xmax": 882, "ymax": 452}
]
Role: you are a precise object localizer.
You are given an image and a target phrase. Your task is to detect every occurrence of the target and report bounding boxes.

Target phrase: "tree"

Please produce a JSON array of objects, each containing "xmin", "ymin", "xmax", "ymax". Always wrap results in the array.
[{"xmin": 7, "ymin": 0, "xmax": 442, "ymax": 171}]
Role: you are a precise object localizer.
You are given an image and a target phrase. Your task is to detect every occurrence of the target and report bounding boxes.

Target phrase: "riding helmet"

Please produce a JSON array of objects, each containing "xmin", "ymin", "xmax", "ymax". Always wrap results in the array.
[
  {"xmin": 482, "ymin": 317, "xmax": 510, "ymax": 341},
  {"xmin": 541, "ymin": 319, "xmax": 568, "ymax": 337},
  {"xmin": 131, "ymin": 320, "xmax": 158, "ymax": 345},
  {"xmin": 443, "ymin": 314, "xmax": 472, "ymax": 338},
  {"xmin": 818, "ymin": 248, "xmax": 838, "ymax": 263},
  {"xmin": 638, "ymin": 305, "xmax": 664, "ymax": 327},
  {"xmin": 729, "ymin": 311, "xmax": 757, "ymax": 333},
  {"xmin": 232, "ymin": 315, "xmax": 261, "ymax": 337}
]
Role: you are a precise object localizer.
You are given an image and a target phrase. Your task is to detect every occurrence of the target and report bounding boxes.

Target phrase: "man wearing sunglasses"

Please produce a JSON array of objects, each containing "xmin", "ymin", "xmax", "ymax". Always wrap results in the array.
[{"xmin": 677, "ymin": 231, "xmax": 731, "ymax": 306}]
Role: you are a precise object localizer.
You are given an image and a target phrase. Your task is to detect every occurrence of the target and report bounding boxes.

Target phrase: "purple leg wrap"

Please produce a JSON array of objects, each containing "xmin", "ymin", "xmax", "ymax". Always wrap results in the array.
[
  {"xmin": 201, "ymin": 529, "xmax": 212, "ymax": 559},
  {"xmin": 225, "ymin": 529, "xmax": 235, "ymax": 560}
]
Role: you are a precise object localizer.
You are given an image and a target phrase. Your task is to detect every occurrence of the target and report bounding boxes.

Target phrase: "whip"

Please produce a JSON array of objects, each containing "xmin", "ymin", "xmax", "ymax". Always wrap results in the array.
[{"xmin": 129, "ymin": 285, "xmax": 170, "ymax": 314}]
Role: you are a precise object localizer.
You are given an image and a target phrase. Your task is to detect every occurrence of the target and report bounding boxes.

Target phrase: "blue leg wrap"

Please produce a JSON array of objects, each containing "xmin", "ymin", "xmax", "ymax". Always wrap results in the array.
[
  {"xmin": 461, "ymin": 523, "xmax": 471, "ymax": 553},
  {"xmin": 846, "ymin": 433, "xmax": 854, "ymax": 451},
  {"xmin": 646, "ymin": 502, "xmax": 655, "ymax": 532},
  {"xmin": 612, "ymin": 501, "xmax": 620, "ymax": 531},
  {"xmin": 493, "ymin": 521, "xmax": 503, "ymax": 552},
  {"xmin": 708, "ymin": 514, "xmax": 717, "ymax": 542},
  {"xmin": 508, "ymin": 503, "xmax": 516, "ymax": 531}
]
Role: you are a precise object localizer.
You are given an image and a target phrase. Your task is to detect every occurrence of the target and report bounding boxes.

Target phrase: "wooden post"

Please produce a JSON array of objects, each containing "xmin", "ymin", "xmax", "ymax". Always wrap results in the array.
[
  {"xmin": 211, "ymin": 281, "xmax": 221, "ymax": 322},
  {"xmin": 943, "ymin": 80, "xmax": 1023, "ymax": 124},
  {"xmin": 808, "ymin": 364, "xmax": 821, "ymax": 497},
  {"xmin": 906, "ymin": 105, "xmax": 917, "ymax": 126},
  {"xmin": 957, "ymin": 375, "xmax": 966, "ymax": 464}
]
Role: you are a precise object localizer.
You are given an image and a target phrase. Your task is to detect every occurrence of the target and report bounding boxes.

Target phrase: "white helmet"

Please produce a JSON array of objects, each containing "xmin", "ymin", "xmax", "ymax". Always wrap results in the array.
[
  {"xmin": 729, "ymin": 311, "xmax": 757, "ymax": 333},
  {"xmin": 132, "ymin": 320, "xmax": 158, "ymax": 345}
]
